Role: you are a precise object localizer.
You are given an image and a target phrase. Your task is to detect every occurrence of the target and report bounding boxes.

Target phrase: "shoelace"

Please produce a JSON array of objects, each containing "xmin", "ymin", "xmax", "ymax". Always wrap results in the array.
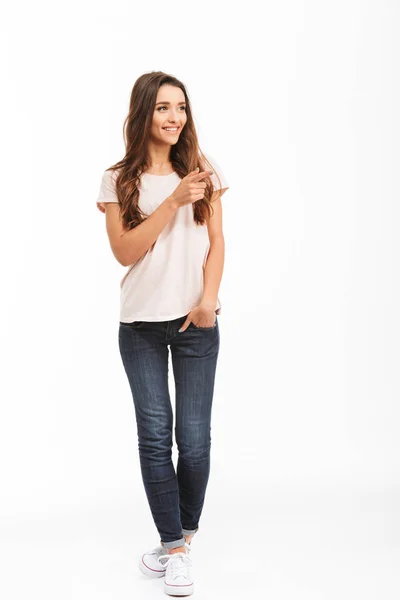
[{"xmin": 157, "ymin": 551, "xmax": 192, "ymax": 578}]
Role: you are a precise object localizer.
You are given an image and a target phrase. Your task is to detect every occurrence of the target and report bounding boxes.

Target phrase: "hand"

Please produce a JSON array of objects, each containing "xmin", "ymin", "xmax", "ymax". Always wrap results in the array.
[
  {"xmin": 178, "ymin": 303, "xmax": 217, "ymax": 332},
  {"xmin": 169, "ymin": 167, "xmax": 214, "ymax": 209}
]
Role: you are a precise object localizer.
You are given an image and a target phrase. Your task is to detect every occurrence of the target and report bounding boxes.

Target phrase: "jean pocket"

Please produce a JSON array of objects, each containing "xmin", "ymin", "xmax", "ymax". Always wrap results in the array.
[{"xmin": 189, "ymin": 318, "xmax": 218, "ymax": 331}]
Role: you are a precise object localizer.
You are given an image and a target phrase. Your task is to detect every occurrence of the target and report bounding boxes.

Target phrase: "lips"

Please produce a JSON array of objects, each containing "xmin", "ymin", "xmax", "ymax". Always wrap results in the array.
[{"xmin": 162, "ymin": 127, "xmax": 180, "ymax": 132}]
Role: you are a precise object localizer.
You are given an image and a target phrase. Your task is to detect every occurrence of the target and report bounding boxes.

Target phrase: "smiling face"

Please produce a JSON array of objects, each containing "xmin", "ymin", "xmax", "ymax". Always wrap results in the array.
[{"xmin": 150, "ymin": 84, "xmax": 187, "ymax": 145}]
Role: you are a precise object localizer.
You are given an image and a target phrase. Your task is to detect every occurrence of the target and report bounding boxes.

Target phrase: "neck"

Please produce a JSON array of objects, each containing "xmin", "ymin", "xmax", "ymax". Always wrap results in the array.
[{"xmin": 146, "ymin": 140, "xmax": 172, "ymax": 169}]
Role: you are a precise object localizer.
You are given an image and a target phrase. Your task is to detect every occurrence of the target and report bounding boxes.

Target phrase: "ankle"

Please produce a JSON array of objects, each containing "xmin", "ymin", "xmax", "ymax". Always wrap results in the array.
[{"xmin": 167, "ymin": 545, "xmax": 186, "ymax": 555}]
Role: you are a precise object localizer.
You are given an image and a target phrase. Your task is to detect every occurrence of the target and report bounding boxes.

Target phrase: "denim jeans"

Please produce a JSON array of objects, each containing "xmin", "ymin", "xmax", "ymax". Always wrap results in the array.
[{"xmin": 118, "ymin": 312, "xmax": 220, "ymax": 550}]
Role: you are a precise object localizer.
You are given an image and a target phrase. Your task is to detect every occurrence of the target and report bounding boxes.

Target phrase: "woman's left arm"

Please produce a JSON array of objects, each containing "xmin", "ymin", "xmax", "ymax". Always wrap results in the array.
[{"xmin": 201, "ymin": 190, "xmax": 228, "ymax": 310}]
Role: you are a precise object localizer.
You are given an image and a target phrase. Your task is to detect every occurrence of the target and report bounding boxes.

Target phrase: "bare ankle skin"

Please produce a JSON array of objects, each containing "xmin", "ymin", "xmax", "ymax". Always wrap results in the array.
[{"xmin": 167, "ymin": 545, "xmax": 186, "ymax": 555}]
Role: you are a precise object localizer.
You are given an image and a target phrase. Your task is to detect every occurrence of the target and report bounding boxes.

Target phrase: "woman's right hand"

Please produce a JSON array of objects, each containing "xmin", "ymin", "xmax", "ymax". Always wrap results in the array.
[{"xmin": 169, "ymin": 167, "xmax": 214, "ymax": 209}]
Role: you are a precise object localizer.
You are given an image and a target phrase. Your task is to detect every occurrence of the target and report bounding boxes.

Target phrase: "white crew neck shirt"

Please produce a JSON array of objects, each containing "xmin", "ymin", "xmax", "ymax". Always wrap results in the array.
[{"xmin": 96, "ymin": 154, "xmax": 229, "ymax": 323}]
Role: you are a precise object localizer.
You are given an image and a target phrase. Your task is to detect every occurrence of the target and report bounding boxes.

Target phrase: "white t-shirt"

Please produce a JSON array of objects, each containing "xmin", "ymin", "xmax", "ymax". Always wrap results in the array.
[{"xmin": 96, "ymin": 154, "xmax": 229, "ymax": 323}]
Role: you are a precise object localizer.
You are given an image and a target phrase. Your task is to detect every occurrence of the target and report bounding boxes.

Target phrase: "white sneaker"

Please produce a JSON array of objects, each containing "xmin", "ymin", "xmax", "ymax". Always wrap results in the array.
[
  {"xmin": 138, "ymin": 541, "xmax": 192, "ymax": 579},
  {"xmin": 138, "ymin": 544, "xmax": 169, "ymax": 578},
  {"xmin": 157, "ymin": 545, "xmax": 194, "ymax": 596}
]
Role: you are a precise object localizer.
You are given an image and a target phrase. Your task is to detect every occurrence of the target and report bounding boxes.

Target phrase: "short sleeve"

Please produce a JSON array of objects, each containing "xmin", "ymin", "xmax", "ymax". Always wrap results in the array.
[
  {"xmin": 203, "ymin": 153, "xmax": 229, "ymax": 192},
  {"xmin": 96, "ymin": 169, "xmax": 119, "ymax": 213}
]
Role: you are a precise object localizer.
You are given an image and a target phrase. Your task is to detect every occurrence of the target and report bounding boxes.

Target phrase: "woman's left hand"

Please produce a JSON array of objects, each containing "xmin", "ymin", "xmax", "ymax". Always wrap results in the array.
[{"xmin": 178, "ymin": 302, "xmax": 216, "ymax": 332}]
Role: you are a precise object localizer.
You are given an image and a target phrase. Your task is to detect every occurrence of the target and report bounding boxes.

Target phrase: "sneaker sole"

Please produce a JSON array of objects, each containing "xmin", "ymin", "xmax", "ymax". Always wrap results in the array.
[{"xmin": 164, "ymin": 580, "xmax": 194, "ymax": 595}]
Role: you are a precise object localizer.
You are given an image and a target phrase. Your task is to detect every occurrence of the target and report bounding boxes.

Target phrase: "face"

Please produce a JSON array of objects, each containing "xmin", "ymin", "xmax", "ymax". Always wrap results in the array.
[{"xmin": 150, "ymin": 84, "xmax": 187, "ymax": 145}]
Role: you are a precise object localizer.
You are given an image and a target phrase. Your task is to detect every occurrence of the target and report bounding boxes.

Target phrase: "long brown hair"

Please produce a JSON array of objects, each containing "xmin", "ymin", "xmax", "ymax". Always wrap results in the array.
[{"xmin": 105, "ymin": 71, "xmax": 223, "ymax": 231}]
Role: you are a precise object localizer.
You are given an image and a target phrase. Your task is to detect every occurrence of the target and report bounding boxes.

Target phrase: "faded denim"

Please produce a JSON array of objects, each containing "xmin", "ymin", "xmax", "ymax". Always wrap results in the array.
[{"xmin": 118, "ymin": 312, "xmax": 220, "ymax": 549}]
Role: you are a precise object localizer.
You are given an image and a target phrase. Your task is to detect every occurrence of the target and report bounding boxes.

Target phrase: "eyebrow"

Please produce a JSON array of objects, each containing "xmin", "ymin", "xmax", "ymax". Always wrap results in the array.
[{"xmin": 155, "ymin": 101, "xmax": 186, "ymax": 105}]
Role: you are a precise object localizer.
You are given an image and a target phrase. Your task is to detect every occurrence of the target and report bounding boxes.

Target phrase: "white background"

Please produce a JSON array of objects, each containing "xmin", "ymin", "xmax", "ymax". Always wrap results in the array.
[{"xmin": 1, "ymin": 1, "xmax": 399, "ymax": 598}]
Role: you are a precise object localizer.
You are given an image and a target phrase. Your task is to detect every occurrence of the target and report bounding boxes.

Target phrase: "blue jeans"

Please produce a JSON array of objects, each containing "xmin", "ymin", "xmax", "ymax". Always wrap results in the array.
[{"xmin": 118, "ymin": 312, "xmax": 220, "ymax": 550}]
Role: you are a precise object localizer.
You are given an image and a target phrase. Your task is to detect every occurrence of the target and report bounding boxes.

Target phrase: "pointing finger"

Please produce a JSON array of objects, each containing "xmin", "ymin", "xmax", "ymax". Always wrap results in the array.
[{"xmin": 189, "ymin": 167, "xmax": 214, "ymax": 181}]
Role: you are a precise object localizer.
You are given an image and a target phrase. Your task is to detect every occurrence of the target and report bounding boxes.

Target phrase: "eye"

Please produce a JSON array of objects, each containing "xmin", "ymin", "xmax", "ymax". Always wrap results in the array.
[{"xmin": 157, "ymin": 106, "xmax": 186, "ymax": 111}]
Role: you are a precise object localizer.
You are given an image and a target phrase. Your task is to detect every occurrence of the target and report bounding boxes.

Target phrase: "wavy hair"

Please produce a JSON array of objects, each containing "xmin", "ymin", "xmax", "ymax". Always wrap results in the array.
[{"xmin": 105, "ymin": 71, "xmax": 223, "ymax": 231}]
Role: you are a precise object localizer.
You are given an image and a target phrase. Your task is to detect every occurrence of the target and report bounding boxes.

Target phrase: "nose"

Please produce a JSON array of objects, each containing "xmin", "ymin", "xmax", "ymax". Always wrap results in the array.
[{"xmin": 167, "ymin": 108, "xmax": 181, "ymax": 122}]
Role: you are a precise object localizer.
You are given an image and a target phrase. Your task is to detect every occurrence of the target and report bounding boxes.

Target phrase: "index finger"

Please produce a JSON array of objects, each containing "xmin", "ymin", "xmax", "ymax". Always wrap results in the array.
[{"xmin": 189, "ymin": 169, "xmax": 214, "ymax": 181}]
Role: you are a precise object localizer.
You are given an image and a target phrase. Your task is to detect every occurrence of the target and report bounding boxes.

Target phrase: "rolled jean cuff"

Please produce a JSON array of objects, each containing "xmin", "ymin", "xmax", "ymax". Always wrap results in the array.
[
  {"xmin": 182, "ymin": 527, "xmax": 198, "ymax": 536},
  {"xmin": 161, "ymin": 537, "xmax": 186, "ymax": 550}
]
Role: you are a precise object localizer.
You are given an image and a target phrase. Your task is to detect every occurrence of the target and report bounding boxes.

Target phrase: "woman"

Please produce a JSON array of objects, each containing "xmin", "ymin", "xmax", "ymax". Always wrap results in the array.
[{"xmin": 96, "ymin": 71, "xmax": 229, "ymax": 596}]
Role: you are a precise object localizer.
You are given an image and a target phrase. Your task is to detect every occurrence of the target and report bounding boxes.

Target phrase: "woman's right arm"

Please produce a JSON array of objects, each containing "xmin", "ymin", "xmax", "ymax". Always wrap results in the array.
[
  {"xmin": 104, "ymin": 195, "xmax": 179, "ymax": 267},
  {"xmin": 99, "ymin": 166, "xmax": 211, "ymax": 266}
]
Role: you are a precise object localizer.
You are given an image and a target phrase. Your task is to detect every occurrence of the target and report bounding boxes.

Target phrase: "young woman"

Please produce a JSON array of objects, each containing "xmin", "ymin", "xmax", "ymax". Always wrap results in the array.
[{"xmin": 96, "ymin": 71, "xmax": 229, "ymax": 596}]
